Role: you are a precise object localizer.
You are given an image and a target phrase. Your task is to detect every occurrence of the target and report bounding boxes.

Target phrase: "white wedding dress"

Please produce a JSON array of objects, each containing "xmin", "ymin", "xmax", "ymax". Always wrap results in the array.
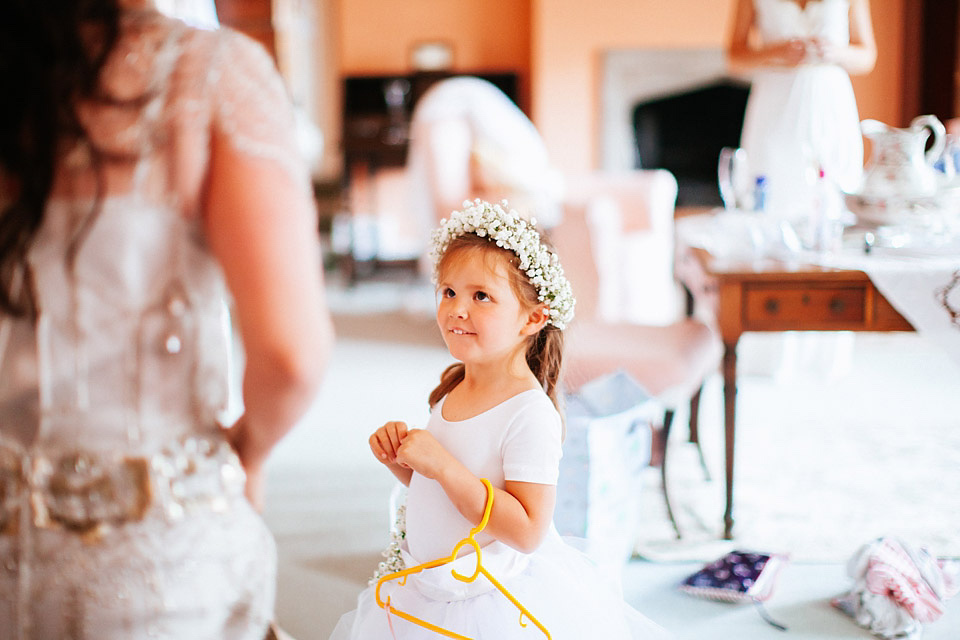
[
  {"xmin": 0, "ymin": 9, "xmax": 310, "ymax": 639},
  {"xmin": 740, "ymin": 0, "xmax": 863, "ymax": 221}
]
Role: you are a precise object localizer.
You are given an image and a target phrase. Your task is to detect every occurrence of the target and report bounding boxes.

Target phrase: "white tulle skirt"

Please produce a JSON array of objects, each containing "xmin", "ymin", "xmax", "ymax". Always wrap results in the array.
[{"xmin": 329, "ymin": 531, "xmax": 672, "ymax": 640}]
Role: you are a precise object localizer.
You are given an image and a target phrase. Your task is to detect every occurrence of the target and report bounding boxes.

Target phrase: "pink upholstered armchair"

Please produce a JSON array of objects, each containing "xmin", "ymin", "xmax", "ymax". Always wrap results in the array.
[{"xmin": 551, "ymin": 169, "xmax": 722, "ymax": 538}]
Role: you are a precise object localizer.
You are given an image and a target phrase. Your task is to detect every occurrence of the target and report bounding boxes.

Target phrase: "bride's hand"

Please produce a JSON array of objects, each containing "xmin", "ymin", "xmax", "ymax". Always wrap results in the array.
[
  {"xmin": 771, "ymin": 38, "xmax": 811, "ymax": 67},
  {"xmin": 806, "ymin": 37, "xmax": 839, "ymax": 64},
  {"xmin": 224, "ymin": 417, "xmax": 267, "ymax": 510},
  {"xmin": 241, "ymin": 465, "xmax": 266, "ymax": 511}
]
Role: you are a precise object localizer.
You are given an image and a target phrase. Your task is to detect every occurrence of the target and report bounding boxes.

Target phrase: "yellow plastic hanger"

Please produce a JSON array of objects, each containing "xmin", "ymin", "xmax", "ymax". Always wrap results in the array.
[{"xmin": 375, "ymin": 478, "xmax": 551, "ymax": 639}]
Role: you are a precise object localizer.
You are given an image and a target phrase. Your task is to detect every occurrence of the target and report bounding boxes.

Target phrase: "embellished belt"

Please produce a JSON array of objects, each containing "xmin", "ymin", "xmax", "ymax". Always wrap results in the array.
[{"xmin": 0, "ymin": 436, "xmax": 244, "ymax": 540}]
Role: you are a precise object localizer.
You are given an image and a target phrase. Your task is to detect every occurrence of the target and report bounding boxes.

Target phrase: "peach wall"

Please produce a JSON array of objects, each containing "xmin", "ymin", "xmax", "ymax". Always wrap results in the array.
[
  {"xmin": 850, "ymin": 0, "xmax": 906, "ymax": 126},
  {"xmin": 337, "ymin": 0, "xmax": 530, "ymax": 76},
  {"xmin": 532, "ymin": 0, "xmax": 734, "ymax": 173},
  {"xmin": 333, "ymin": 0, "xmax": 909, "ymax": 176},
  {"xmin": 532, "ymin": 0, "xmax": 908, "ymax": 173}
]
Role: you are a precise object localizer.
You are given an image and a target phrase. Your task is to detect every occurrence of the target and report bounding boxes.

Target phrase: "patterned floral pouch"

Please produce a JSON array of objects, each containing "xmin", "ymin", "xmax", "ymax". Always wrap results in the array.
[{"xmin": 679, "ymin": 550, "xmax": 790, "ymax": 630}]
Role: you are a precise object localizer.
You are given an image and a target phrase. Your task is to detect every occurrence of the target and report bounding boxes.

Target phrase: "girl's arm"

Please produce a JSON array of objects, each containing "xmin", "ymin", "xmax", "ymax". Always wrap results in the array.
[
  {"xmin": 396, "ymin": 429, "xmax": 555, "ymax": 553},
  {"xmin": 444, "ymin": 471, "xmax": 555, "ymax": 554}
]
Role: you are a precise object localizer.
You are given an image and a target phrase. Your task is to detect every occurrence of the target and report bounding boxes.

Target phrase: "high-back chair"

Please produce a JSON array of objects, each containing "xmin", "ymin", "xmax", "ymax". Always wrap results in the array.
[{"xmin": 551, "ymin": 169, "xmax": 722, "ymax": 538}]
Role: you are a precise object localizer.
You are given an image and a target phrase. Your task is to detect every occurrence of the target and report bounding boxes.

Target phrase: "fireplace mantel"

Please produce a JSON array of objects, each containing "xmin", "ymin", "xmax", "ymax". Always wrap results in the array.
[{"xmin": 601, "ymin": 48, "xmax": 746, "ymax": 171}]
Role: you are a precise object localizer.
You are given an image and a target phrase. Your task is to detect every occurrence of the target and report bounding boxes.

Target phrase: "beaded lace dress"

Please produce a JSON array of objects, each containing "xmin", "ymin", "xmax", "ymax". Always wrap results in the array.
[{"xmin": 0, "ymin": 8, "xmax": 309, "ymax": 639}]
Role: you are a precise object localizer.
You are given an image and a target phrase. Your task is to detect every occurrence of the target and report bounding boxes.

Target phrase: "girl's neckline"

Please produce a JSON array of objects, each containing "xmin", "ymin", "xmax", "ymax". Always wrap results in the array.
[{"xmin": 439, "ymin": 388, "xmax": 542, "ymax": 424}]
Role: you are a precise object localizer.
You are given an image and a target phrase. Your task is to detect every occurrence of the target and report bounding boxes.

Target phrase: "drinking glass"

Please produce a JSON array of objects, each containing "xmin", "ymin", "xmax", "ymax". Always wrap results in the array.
[{"xmin": 718, "ymin": 147, "xmax": 750, "ymax": 210}]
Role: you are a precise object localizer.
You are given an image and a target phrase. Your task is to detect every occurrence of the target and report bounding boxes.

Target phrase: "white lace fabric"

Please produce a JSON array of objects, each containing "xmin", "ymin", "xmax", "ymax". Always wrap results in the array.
[{"xmin": 0, "ymin": 10, "xmax": 308, "ymax": 638}]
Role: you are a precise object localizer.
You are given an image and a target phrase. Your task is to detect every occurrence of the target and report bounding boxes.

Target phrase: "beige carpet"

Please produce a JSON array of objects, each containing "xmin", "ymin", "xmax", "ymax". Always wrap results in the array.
[{"xmin": 635, "ymin": 331, "xmax": 960, "ymax": 563}]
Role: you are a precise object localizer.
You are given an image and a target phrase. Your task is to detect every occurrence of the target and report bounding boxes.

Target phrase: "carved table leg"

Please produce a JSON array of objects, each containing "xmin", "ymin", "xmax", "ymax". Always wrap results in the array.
[{"xmin": 722, "ymin": 340, "xmax": 738, "ymax": 540}]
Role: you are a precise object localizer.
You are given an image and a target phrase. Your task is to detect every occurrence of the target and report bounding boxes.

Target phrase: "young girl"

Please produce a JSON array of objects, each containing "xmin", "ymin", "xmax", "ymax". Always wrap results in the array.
[{"xmin": 330, "ymin": 200, "xmax": 671, "ymax": 639}]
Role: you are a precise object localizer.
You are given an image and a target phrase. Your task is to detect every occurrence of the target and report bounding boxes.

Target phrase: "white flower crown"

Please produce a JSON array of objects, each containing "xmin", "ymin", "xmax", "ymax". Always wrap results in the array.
[{"xmin": 430, "ymin": 199, "xmax": 576, "ymax": 330}]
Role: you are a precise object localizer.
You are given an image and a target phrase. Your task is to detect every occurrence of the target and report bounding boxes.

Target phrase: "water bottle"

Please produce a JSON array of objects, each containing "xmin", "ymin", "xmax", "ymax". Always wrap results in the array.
[
  {"xmin": 753, "ymin": 175, "xmax": 767, "ymax": 213},
  {"xmin": 808, "ymin": 168, "xmax": 842, "ymax": 252}
]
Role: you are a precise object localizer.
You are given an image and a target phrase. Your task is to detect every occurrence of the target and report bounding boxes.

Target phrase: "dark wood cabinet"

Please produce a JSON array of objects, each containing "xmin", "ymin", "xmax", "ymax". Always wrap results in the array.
[
  {"xmin": 337, "ymin": 71, "xmax": 520, "ymax": 283},
  {"xmin": 341, "ymin": 71, "xmax": 519, "ymax": 179}
]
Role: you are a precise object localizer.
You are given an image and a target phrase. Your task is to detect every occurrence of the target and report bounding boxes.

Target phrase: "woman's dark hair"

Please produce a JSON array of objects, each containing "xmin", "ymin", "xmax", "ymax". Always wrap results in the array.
[
  {"xmin": 0, "ymin": 0, "xmax": 121, "ymax": 316},
  {"xmin": 428, "ymin": 234, "xmax": 566, "ymax": 413}
]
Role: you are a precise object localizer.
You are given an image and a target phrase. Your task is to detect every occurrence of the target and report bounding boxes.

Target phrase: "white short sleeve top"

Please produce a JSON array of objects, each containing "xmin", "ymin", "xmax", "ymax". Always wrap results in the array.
[{"xmin": 404, "ymin": 389, "xmax": 562, "ymax": 562}]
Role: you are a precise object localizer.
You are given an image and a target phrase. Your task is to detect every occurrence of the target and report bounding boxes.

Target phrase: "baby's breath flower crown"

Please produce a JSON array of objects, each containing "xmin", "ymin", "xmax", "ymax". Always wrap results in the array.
[{"xmin": 430, "ymin": 199, "xmax": 575, "ymax": 330}]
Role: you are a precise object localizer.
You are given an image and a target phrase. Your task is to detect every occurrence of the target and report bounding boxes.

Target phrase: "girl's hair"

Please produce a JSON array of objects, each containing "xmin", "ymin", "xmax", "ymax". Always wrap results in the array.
[
  {"xmin": 428, "ymin": 233, "xmax": 566, "ymax": 412},
  {"xmin": 0, "ymin": 0, "xmax": 122, "ymax": 316}
]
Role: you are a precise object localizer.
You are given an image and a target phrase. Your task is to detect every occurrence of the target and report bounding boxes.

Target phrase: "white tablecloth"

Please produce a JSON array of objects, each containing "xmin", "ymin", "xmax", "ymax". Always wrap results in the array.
[{"xmin": 811, "ymin": 244, "xmax": 960, "ymax": 365}]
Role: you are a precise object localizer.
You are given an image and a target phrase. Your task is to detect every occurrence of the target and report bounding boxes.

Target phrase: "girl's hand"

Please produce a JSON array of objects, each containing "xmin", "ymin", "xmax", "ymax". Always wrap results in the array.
[
  {"xmin": 395, "ymin": 429, "xmax": 456, "ymax": 480},
  {"xmin": 370, "ymin": 421, "xmax": 409, "ymax": 465}
]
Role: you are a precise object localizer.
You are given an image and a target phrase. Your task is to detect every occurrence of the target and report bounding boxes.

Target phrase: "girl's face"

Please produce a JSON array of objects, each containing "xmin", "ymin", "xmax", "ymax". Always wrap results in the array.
[{"xmin": 436, "ymin": 249, "xmax": 544, "ymax": 368}]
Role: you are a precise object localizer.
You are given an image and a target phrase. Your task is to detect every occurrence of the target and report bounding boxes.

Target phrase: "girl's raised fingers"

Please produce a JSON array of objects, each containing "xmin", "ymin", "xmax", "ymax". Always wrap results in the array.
[
  {"xmin": 384, "ymin": 422, "xmax": 407, "ymax": 452},
  {"xmin": 369, "ymin": 432, "xmax": 392, "ymax": 461}
]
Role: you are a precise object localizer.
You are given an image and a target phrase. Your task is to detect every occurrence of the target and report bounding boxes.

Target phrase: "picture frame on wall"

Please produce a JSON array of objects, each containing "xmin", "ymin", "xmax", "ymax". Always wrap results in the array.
[{"xmin": 410, "ymin": 40, "xmax": 454, "ymax": 71}]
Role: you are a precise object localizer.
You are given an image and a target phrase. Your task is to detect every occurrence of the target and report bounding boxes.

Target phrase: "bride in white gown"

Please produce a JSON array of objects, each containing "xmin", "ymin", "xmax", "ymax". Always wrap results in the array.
[
  {"xmin": 727, "ymin": 0, "xmax": 876, "ymax": 379},
  {"xmin": 728, "ymin": 0, "xmax": 877, "ymax": 221},
  {"xmin": 0, "ymin": 1, "xmax": 332, "ymax": 637}
]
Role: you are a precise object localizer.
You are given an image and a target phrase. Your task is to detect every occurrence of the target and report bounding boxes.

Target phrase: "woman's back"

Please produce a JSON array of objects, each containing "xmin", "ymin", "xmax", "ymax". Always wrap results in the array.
[
  {"xmin": 0, "ymin": 9, "xmax": 315, "ymax": 638},
  {"xmin": 19, "ymin": 10, "xmax": 305, "ymax": 451}
]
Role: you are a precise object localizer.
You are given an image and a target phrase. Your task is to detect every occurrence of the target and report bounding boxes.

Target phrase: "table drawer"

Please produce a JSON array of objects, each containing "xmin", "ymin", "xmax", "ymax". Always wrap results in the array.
[{"xmin": 744, "ymin": 286, "xmax": 865, "ymax": 327}]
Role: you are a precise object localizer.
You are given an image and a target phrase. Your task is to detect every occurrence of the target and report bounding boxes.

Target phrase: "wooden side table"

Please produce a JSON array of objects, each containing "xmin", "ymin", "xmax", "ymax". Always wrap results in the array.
[{"xmin": 676, "ymin": 243, "xmax": 914, "ymax": 539}]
